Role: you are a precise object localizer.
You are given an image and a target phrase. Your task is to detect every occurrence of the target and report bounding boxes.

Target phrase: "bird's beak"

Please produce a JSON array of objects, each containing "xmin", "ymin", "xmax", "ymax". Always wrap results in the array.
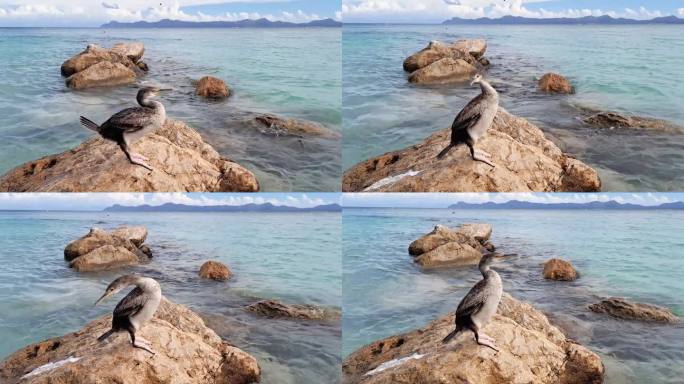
[
  {"xmin": 94, "ymin": 292, "xmax": 111, "ymax": 306},
  {"xmin": 470, "ymin": 79, "xmax": 477, "ymax": 86},
  {"xmin": 157, "ymin": 88, "xmax": 173, "ymax": 92}
]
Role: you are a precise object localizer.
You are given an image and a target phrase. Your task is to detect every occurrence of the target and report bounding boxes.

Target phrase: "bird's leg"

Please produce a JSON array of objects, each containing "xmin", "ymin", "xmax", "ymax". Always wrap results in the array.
[
  {"xmin": 474, "ymin": 331, "xmax": 499, "ymax": 352},
  {"xmin": 468, "ymin": 142, "xmax": 495, "ymax": 168},
  {"xmin": 128, "ymin": 327, "xmax": 156, "ymax": 355},
  {"xmin": 119, "ymin": 143, "xmax": 153, "ymax": 171}
]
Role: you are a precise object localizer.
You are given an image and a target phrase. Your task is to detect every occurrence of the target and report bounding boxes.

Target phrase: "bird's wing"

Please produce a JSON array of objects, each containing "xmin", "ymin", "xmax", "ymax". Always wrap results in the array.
[
  {"xmin": 451, "ymin": 94, "xmax": 486, "ymax": 132},
  {"xmin": 455, "ymin": 278, "xmax": 489, "ymax": 318},
  {"xmin": 103, "ymin": 107, "xmax": 157, "ymax": 133},
  {"xmin": 113, "ymin": 287, "xmax": 147, "ymax": 319}
]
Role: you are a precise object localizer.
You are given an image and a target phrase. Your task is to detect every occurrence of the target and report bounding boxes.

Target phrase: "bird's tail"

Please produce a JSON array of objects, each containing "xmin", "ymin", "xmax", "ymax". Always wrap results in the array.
[
  {"xmin": 436, "ymin": 144, "xmax": 455, "ymax": 159},
  {"xmin": 80, "ymin": 116, "xmax": 100, "ymax": 132},
  {"xmin": 442, "ymin": 327, "xmax": 460, "ymax": 344},
  {"xmin": 97, "ymin": 329, "xmax": 116, "ymax": 342}
]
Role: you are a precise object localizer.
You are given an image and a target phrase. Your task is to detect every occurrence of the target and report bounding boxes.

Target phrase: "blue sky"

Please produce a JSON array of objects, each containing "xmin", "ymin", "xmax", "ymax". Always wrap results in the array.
[
  {"xmin": 0, "ymin": 1, "xmax": 341, "ymax": 27},
  {"xmin": 0, "ymin": 193, "xmax": 340, "ymax": 211}
]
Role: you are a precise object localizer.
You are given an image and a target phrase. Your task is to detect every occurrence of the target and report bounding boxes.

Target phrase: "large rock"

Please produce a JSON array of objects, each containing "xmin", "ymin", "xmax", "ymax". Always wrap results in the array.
[
  {"xmin": 538, "ymin": 72, "xmax": 573, "ymax": 94},
  {"xmin": 64, "ymin": 227, "xmax": 150, "ymax": 272},
  {"xmin": 245, "ymin": 300, "xmax": 340, "ymax": 321},
  {"xmin": 252, "ymin": 114, "xmax": 341, "ymax": 139},
  {"xmin": 110, "ymin": 42, "xmax": 145, "ymax": 63},
  {"xmin": 408, "ymin": 57, "xmax": 478, "ymax": 85},
  {"xmin": 589, "ymin": 298, "xmax": 680, "ymax": 323},
  {"xmin": 70, "ymin": 245, "xmax": 140, "ymax": 272},
  {"xmin": 403, "ymin": 40, "xmax": 485, "ymax": 73},
  {"xmin": 66, "ymin": 61, "xmax": 137, "ymax": 89},
  {"xmin": 111, "ymin": 226, "xmax": 148, "ymax": 247},
  {"xmin": 0, "ymin": 298, "xmax": 261, "ymax": 384},
  {"xmin": 408, "ymin": 224, "xmax": 485, "ymax": 256},
  {"xmin": 452, "ymin": 39, "xmax": 487, "ymax": 59},
  {"xmin": 584, "ymin": 111, "xmax": 682, "ymax": 133},
  {"xmin": 0, "ymin": 119, "xmax": 259, "ymax": 192},
  {"xmin": 61, "ymin": 43, "xmax": 147, "ymax": 89},
  {"xmin": 195, "ymin": 76, "xmax": 230, "ymax": 99},
  {"xmin": 343, "ymin": 294, "xmax": 604, "ymax": 384},
  {"xmin": 64, "ymin": 227, "xmax": 142, "ymax": 262},
  {"xmin": 408, "ymin": 224, "xmax": 492, "ymax": 268},
  {"xmin": 543, "ymin": 258, "xmax": 579, "ymax": 281},
  {"xmin": 455, "ymin": 223, "xmax": 492, "ymax": 242},
  {"xmin": 414, "ymin": 241, "xmax": 482, "ymax": 268},
  {"xmin": 342, "ymin": 108, "xmax": 601, "ymax": 192},
  {"xmin": 199, "ymin": 260, "xmax": 232, "ymax": 281}
]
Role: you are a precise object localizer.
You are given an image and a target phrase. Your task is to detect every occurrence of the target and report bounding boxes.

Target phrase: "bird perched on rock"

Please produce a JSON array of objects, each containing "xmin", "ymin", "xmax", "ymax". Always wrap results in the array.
[
  {"xmin": 442, "ymin": 253, "xmax": 503, "ymax": 351},
  {"xmin": 80, "ymin": 87, "xmax": 170, "ymax": 171},
  {"xmin": 437, "ymin": 73, "xmax": 499, "ymax": 167},
  {"xmin": 95, "ymin": 275, "xmax": 162, "ymax": 354}
]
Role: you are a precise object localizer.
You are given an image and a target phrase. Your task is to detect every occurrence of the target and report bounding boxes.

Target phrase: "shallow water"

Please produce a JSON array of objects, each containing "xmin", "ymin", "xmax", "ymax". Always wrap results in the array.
[
  {"xmin": 342, "ymin": 208, "xmax": 684, "ymax": 384},
  {"xmin": 0, "ymin": 27, "xmax": 341, "ymax": 191},
  {"xmin": 0, "ymin": 210, "xmax": 341, "ymax": 384},
  {"xmin": 342, "ymin": 24, "xmax": 684, "ymax": 191}
]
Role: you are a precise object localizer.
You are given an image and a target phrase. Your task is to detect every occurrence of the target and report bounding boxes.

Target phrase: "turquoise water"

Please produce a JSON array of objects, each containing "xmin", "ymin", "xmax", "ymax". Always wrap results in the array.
[
  {"xmin": 0, "ymin": 210, "xmax": 341, "ymax": 384},
  {"xmin": 343, "ymin": 25, "xmax": 684, "ymax": 191},
  {"xmin": 343, "ymin": 208, "xmax": 684, "ymax": 384},
  {"xmin": 0, "ymin": 28, "xmax": 341, "ymax": 191}
]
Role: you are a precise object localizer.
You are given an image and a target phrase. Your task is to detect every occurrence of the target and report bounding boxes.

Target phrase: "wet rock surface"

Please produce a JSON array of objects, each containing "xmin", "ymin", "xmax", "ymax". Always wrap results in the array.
[
  {"xmin": 403, "ymin": 40, "xmax": 489, "ymax": 85},
  {"xmin": 252, "ymin": 114, "xmax": 341, "ymax": 139},
  {"xmin": 245, "ymin": 300, "xmax": 340, "ymax": 321},
  {"xmin": 199, "ymin": 260, "xmax": 233, "ymax": 281},
  {"xmin": 195, "ymin": 76, "xmax": 230, "ymax": 99},
  {"xmin": 543, "ymin": 258, "xmax": 579, "ymax": 281},
  {"xmin": 61, "ymin": 43, "xmax": 148, "ymax": 89},
  {"xmin": 584, "ymin": 111, "xmax": 682, "ymax": 133},
  {"xmin": 64, "ymin": 227, "xmax": 150, "ymax": 272},
  {"xmin": 589, "ymin": 297, "xmax": 679, "ymax": 323},
  {"xmin": 538, "ymin": 72, "xmax": 573, "ymax": 94},
  {"xmin": 408, "ymin": 224, "xmax": 492, "ymax": 268}
]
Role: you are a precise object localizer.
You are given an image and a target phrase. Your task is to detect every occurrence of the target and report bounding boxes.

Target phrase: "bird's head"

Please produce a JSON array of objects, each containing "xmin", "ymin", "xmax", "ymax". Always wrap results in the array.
[
  {"xmin": 470, "ymin": 73, "xmax": 484, "ymax": 86},
  {"xmin": 94, "ymin": 275, "xmax": 139, "ymax": 306},
  {"xmin": 137, "ymin": 86, "xmax": 172, "ymax": 99},
  {"xmin": 478, "ymin": 252, "xmax": 501, "ymax": 273}
]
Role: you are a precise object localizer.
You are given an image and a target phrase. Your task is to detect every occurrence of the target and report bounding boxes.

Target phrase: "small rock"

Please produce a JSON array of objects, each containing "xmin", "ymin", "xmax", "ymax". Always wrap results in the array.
[
  {"xmin": 199, "ymin": 260, "xmax": 232, "ymax": 281},
  {"xmin": 455, "ymin": 223, "xmax": 492, "ymax": 243},
  {"xmin": 110, "ymin": 42, "xmax": 145, "ymax": 63},
  {"xmin": 451, "ymin": 39, "xmax": 487, "ymax": 58},
  {"xmin": 246, "ymin": 300, "xmax": 339, "ymax": 321},
  {"xmin": 589, "ymin": 297, "xmax": 679, "ymax": 323},
  {"xmin": 584, "ymin": 111, "xmax": 681, "ymax": 133},
  {"xmin": 195, "ymin": 76, "xmax": 230, "ymax": 99},
  {"xmin": 483, "ymin": 241, "xmax": 496, "ymax": 252},
  {"xmin": 543, "ymin": 258, "xmax": 579, "ymax": 281},
  {"xmin": 538, "ymin": 72, "xmax": 573, "ymax": 94},
  {"xmin": 408, "ymin": 57, "xmax": 478, "ymax": 85},
  {"xmin": 137, "ymin": 61, "xmax": 149, "ymax": 72},
  {"xmin": 139, "ymin": 244, "xmax": 153, "ymax": 258},
  {"xmin": 65, "ymin": 61, "xmax": 136, "ymax": 89}
]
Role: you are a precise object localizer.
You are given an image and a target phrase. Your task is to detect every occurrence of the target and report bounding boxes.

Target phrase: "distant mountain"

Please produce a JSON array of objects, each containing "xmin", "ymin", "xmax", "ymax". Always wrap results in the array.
[
  {"xmin": 101, "ymin": 18, "xmax": 341, "ymax": 28},
  {"xmin": 448, "ymin": 200, "xmax": 684, "ymax": 210},
  {"xmin": 104, "ymin": 202, "xmax": 341, "ymax": 212},
  {"xmin": 443, "ymin": 15, "xmax": 684, "ymax": 25}
]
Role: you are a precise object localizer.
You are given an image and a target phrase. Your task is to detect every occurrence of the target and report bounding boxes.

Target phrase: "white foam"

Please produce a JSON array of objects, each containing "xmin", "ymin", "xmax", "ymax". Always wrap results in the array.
[
  {"xmin": 364, "ymin": 170, "xmax": 422, "ymax": 191},
  {"xmin": 364, "ymin": 353, "xmax": 426, "ymax": 376},
  {"xmin": 21, "ymin": 356, "xmax": 81, "ymax": 378}
]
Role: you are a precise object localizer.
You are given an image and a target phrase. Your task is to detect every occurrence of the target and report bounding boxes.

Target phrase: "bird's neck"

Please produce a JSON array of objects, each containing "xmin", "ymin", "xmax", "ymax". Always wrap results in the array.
[
  {"xmin": 479, "ymin": 80, "xmax": 497, "ymax": 98},
  {"xmin": 480, "ymin": 265, "xmax": 495, "ymax": 278},
  {"xmin": 138, "ymin": 97, "xmax": 163, "ymax": 110},
  {"xmin": 131, "ymin": 277, "xmax": 158, "ymax": 293}
]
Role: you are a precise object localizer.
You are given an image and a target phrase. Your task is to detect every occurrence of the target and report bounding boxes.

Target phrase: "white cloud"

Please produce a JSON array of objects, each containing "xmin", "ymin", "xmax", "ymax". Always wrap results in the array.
[{"xmin": 677, "ymin": 8, "xmax": 684, "ymax": 17}]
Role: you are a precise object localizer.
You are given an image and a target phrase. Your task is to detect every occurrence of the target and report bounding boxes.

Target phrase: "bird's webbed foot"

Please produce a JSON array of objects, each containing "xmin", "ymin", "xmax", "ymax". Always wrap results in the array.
[
  {"xmin": 472, "ymin": 150, "xmax": 496, "ymax": 168},
  {"xmin": 129, "ymin": 153, "xmax": 154, "ymax": 171},
  {"xmin": 132, "ymin": 338, "xmax": 156, "ymax": 355},
  {"xmin": 476, "ymin": 333, "xmax": 499, "ymax": 352}
]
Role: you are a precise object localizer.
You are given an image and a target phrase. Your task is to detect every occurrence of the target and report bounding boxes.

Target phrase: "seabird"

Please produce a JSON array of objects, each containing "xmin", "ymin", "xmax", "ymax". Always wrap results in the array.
[
  {"xmin": 437, "ymin": 73, "xmax": 499, "ymax": 167},
  {"xmin": 95, "ymin": 275, "xmax": 162, "ymax": 355},
  {"xmin": 442, "ymin": 253, "xmax": 503, "ymax": 351},
  {"xmin": 80, "ymin": 87, "xmax": 170, "ymax": 171}
]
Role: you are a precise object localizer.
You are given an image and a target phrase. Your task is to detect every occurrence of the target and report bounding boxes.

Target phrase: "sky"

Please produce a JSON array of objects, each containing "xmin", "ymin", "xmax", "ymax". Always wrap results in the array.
[
  {"xmin": 0, "ymin": 193, "xmax": 340, "ymax": 211},
  {"xmin": 342, "ymin": 192, "xmax": 684, "ymax": 208},
  {"xmin": 342, "ymin": 0, "xmax": 684, "ymax": 23},
  {"xmin": 0, "ymin": 0, "xmax": 342, "ymax": 27}
]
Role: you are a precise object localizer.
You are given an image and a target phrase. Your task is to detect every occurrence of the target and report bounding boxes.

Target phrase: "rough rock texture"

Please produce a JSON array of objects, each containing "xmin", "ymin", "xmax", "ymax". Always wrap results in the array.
[
  {"xmin": 543, "ymin": 258, "xmax": 579, "ymax": 281},
  {"xmin": 199, "ymin": 260, "xmax": 232, "ymax": 281},
  {"xmin": 408, "ymin": 224, "xmax": 492, "ymax": 268},
  {"xmin": 252, "ymin": 114, "xmax": 341, "ymax": 139},
  {"xmin": 0, "ymin": 298, "xmax": 261, "ymax": 384},
  {"xmin": 589, "ymin": 298, "xmax": 679, "ymax": 323},
  {"xmin": 0, "ymin": 120, "xmax": 259, "ymax": 192},
  {"xmin": 402, "ymin": 41, "xmax": 481, "ymax": 73},
  {"xmin": 196, "ymin": 76, "xmax": 230, "ymax": 99},
  {"xmin": 343, "ymin": 108, "xmax": 601, "ymax": 192},
  {"xmin": 538, "ymin": 72, "xmax": 573, "ymax": 94},
  {"xmin": 61, "ymin": 43, "xmax": 147, "ymax": 89},
  {"xmin": 408, "ymin": 57, "xmax": 478, "ymax": 85},
  {"xmin": 584, "ymin": 111, "xmax": 682, "ymax": 133},
  {"xmin": 64, "ymin": 227, "xmax": 150, "ymax": 272},
  {"xmin": 452, "ymin": 39, "xmax": 487, "ymax": 58},
  {"xmin": 343, "ymin": 294, "xmax": 604, "ymax": 384},
  {"xmin": 245, "ymin": 300, "xmax": 340, "ymax": 321}
]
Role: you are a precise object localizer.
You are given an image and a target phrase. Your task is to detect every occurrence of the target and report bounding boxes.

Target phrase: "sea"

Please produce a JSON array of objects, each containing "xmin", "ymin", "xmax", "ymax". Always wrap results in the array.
[
  {"xmin": 0, "ymin": 210, "xmax": 342, "ymax": 384},
  {"xmin": 0, "ymin": 27, "xmax": 341, "ymax": 191},
  {"xmin": 342, "ymin": 24, "xmax": 684, "ymax": 191},
  {"xmin": 343, "ymin": 208, "xmax": 684, "ymax": 384}
]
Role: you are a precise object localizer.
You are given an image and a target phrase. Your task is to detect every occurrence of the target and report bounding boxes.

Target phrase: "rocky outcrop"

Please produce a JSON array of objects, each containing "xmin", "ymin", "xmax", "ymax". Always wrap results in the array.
[
  {"xmin": 403, "ymin": 40, "xmax": 489, "ymax": 85},
  {"xmin": 245, "ymin": 300, "xmax": 340, "ymax": 321},
  {"xmin": 252, "ymin": 114, "xmax": 341, "ymax": 139},
  {"xmin": 64, "ymin": 227, "xmax": 150, "ymax": 272},
  {"xmin": 584, "ymin": 111, "xmax": 682, "ymax": 133},
  {"xmin": 199, "ymin": 260, "xmax": 232, "ymax": 281},
  {"xmin": 342, "ymin": 108, "xmax": 601, "ymax": 192},
  {"xmin": 543, "ymin": 258, "xmax": 579, "ymax": 281},
  {"xmin": 589, "ymin": 298, "xmax": 679, "ymax": 323},
  {"xmin": 538, "ymin": 72, "xmax": 573, "ymax": 94},
  {"xmin": 343, "ymin": 293, "xmax": 604, "ymax": 384},
  {"xmin": 0, "ymin": 298, "xmax": 261, "ymax": 384},
  {"xmin": 61, "ymin": 43, "xmax": 148, "ymax": 89},
  {"xmin": 195, "ymin": 76, "xmax": 230, "ymax": 99},
  {"xmin": 0, "ymin": 119, "xmax": 259, "ymax": 192},
  {"xmin": 408, "ymin": 224, "xmax": 491, "ymax": 268}
]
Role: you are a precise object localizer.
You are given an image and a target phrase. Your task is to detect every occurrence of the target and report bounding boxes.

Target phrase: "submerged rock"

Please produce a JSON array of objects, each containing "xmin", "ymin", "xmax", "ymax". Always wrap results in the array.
[
  {"xmin": 584, "ymin": 111, "xmax": 682, "ymax": 133},
  {"xmin": 64, "ymin": 227, "xmax": 150, "ymax": 272},
  {"xmin": 343, "ymin": 108, "xmax": 601, "ymax": 192},
  {"xmin": 0, "ymin": 298, "xmax": 261, "ymax": 384},
  {"xmin": 408, "ymin": 57, "xmax": 478, "ymax": 85},
  {"xmin": 199, "ymin": 260, "xmax": 232, "ymax": 281},
  {"xmin": 543, "ymin": 258, "xmax": 579, "ymax": 281},
  {"xmin": 245, "ymin": 300, "xmax": 340, "ymax": 321},
  {"xmin": 61, "ymin": 43, "xmax": 147, "ymax": 89},
  {"xmin": 538, "ymin": 72, "xmax": 573, "ymax": 94},
  {"xmin": 343, "ymin": 294, "xmax": 604, "ymax": 384},
  {"xmin": 0, "ymin": 119, "xmax": 259, "ymax": 192},
  {"xmin": 252, "ymin": 114, "xmax": 341, "ymax": 139},
  {"xmin": 195, "ymin": 76, "xmax": 230, "ymax": 99},
  {"xmin": 408, "ymin": 224, "xmax": 492, "ymax": 268},
  {"xmin": 589, "ymin": 297, "xmax": 679, "ymax": 323}
]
